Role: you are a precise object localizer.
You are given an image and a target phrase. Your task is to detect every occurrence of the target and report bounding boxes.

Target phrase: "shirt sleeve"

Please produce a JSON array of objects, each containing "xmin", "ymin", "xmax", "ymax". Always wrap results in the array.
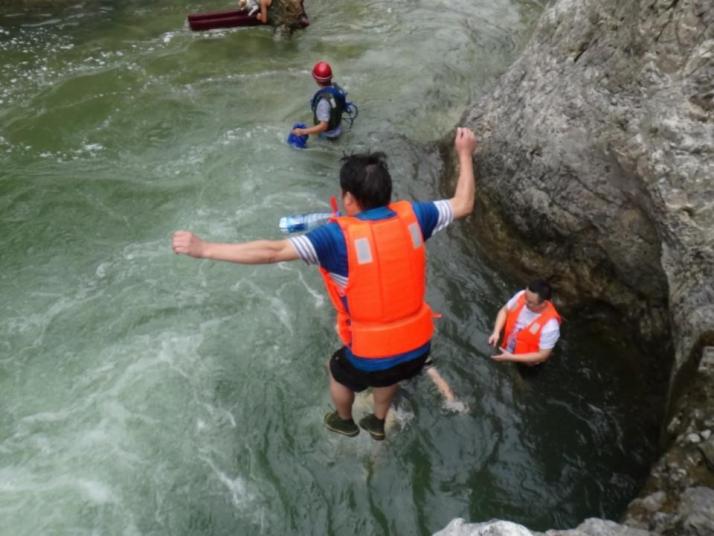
[
  {"xmin": 410, "ymin": 200, "xmax": 454, "ymax": 241},
  {"xmin": 506, "ymin": 290, "xmax": 525, "ymax": 311},
  {"xmin": 316, "ymin": 99, "xmax": 331, "ymax": 123},
  {"xmin": 288, "ymin": 235, "xmax": 319, "ymax": 265},
  {"xmin": 539, "ymin": 319, "xmax": 561, "ymax": 350},
  {"xmin": 287, "ymin": 222, "xmax": 348, "ymax": 276}
]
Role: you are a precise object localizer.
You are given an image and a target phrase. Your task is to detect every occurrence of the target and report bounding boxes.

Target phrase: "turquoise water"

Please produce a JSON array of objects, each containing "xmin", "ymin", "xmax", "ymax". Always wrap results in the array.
[{"xmin": 0, "ymin": 1, "xmax": 662, "ymax": 534}]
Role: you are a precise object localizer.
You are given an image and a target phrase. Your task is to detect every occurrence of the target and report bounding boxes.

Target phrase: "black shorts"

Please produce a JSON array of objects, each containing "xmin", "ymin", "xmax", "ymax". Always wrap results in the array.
[{"xmin": 329, "ymin": 347, "xmax": 430, "ymax": 392}]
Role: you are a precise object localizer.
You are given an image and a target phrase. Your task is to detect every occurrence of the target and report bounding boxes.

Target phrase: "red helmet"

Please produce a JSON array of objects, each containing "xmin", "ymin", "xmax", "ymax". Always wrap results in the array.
[{"xmin": 312, "ymin": 61, "xmax": 333, "ymax": 83}]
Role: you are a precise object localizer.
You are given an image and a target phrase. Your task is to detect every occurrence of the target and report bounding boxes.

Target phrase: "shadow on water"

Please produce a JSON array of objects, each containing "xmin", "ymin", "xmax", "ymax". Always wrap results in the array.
[{"xmin": 0, "ymin": 1, "xmax": 666, "ymax": 534}]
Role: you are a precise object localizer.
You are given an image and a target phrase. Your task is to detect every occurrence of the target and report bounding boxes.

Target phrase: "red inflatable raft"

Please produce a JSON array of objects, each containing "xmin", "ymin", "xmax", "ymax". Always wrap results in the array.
[{"xmin": 187, "ymin": 9, "xmax": 263, "ymax": 31}]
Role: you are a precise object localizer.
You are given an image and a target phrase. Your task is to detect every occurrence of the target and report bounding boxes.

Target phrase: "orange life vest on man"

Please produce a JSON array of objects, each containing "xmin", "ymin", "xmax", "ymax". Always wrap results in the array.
[
  {"xmin": 503, "ymin": 292, "xmax": 561, "ymax": 354},
  {"xmin": 319, "ymin": 200, "xmax": 433, "ymax": 359}
]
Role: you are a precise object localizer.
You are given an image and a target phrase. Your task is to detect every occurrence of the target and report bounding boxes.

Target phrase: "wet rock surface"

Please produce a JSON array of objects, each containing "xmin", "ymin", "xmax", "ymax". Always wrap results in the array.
[
  {"xmin": 624, "ymin": 347, "xmax": 714, "ymax": 534},
  {"xmin": 438, "ymin": 0, "xmax": 713, "ymax": 534},
  {"xmin": 434, "ymin": 518, "xmax": 652, "ymax": 536},
  {"xmin": 459, "ymin": 0, "xmax": 713, "ymax": 382}
]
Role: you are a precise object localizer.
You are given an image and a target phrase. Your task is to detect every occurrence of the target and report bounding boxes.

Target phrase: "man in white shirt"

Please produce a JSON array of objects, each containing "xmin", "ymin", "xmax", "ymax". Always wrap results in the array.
[{"xmin": 488, "ymin": 280, "xmax": 561, "ymax": 367}]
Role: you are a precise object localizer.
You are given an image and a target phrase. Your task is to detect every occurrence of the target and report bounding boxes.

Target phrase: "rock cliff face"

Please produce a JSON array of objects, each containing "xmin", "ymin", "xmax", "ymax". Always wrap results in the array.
[
  {"xmin": 463, "ymin": 0, "xmax": 713, "ymax": 384},
  {"xmin": 443, "ymin": 0, "xmax": 713, "ymax": 534}
]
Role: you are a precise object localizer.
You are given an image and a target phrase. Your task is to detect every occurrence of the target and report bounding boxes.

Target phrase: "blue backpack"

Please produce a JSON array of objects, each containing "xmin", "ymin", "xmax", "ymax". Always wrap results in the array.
[{"xmin": 311, "ymin": 84, "xmax": 359, "ymax": 130}]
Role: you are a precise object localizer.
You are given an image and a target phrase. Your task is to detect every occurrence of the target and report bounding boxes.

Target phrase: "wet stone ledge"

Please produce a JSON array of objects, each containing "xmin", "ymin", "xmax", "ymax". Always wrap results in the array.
[{"xmin": 623, "ymin": 346, "xmax": 714, "ymax": 535}]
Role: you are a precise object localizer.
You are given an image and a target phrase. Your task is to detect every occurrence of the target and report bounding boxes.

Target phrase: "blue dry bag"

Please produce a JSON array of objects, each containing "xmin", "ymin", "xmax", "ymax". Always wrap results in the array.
[{"xmin": 287, "ymin": 122, "xmax": 308, "ymax": 149}]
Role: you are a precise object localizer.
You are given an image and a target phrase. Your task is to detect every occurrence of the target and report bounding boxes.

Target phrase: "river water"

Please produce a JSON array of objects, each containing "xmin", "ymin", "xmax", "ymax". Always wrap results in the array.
[{"xmin": 0, "ymin": 1, "xmax": 664, "ymax": 534}]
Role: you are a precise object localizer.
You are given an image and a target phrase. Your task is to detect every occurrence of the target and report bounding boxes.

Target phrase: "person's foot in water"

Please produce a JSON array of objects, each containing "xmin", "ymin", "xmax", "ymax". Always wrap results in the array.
[
  {"xmin": 324, "ymin": 411, "xmax": 359, "ymax": 437},
  {"xmin": 359, "ymin": 413, "xmax": 385, "ymax": 441}
]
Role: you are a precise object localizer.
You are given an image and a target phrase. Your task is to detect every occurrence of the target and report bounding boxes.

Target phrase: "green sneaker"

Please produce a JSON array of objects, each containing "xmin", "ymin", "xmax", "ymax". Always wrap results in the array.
[
  {"xmin": 359, "ymin": 413, "xmax": 386, "ymax": 441},
  {"xmin": 324, "ymin": 411, "xmax": 359, "ymax": 437}
]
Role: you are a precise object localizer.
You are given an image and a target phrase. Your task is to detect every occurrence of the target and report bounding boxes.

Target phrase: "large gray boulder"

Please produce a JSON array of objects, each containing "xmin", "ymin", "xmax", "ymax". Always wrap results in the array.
[
  {"xmin": 460, "ymin": 0, "xmax": 713, "ymax": 399},
  {"xmin": 438, "ymin": 0, "xmax": 713, "ymax": 534}
]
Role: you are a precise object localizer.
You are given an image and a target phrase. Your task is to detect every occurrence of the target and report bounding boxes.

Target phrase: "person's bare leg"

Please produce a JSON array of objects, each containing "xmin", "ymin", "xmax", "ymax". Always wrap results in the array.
[
  {"xmin": 426, "ymin": 366, "xmax": 455, "ymax": 402},
  {"xmin": 372, "ymin": 384, "xmax": 399, "ymax": 420},
  {"xmin": 329, "ymin": 373, "xmax": 355, "ymax": 420}
]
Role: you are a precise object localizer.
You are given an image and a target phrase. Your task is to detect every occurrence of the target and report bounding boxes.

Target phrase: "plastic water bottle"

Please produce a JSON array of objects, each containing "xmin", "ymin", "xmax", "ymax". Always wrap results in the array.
[{"xmin": 279, "ymin": 212, "xmax": 333, "ymax": 233}]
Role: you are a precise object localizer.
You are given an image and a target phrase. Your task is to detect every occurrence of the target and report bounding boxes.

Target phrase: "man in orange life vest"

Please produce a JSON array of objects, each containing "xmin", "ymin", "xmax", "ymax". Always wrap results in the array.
[
  {"xmin": 488, "ymin": 280, "xmax": 561, "ymax": 368},
  {"xmin": 172, "ymin": 127, "xmax": 477, "ymax": 440}
]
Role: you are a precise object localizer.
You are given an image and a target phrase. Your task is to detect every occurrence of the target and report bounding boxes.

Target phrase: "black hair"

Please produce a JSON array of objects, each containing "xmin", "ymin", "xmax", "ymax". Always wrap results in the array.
[
  {"xmin": 339, "ymin": 152, "xmax": 392, "ymax": 210},
  {"xmin": 527, "ymin": 279, "xmax": 552, "ymax": 302}
]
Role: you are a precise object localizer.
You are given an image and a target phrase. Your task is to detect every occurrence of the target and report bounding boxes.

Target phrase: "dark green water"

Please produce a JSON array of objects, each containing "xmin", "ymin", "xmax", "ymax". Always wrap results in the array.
[{"xmin": 0, "ymin": 1, "xmax": 663, "ymax": 534}]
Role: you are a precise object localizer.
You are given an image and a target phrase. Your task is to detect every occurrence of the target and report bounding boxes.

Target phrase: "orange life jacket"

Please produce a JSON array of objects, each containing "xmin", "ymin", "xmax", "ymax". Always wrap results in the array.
[
  {"xmin": 503, "ymin": 292, "xmax": 561, "ymax": 354},
  {"xmin": 319, "ymin": 201, "xmax": 433, "ymax": 358}
]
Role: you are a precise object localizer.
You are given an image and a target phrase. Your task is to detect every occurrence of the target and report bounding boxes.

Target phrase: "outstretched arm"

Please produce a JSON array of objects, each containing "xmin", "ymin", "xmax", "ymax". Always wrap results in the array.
[
  {"xmin": 172, "ymin": 231, "xmax": 299, "ymax": 264},
  {"xmin": 491, "ymin": 347, "xmax": 552, "ymax": 365},
  {"xmin": 449, "ymin": 127, "xmax": 477, "ymax": 220}
]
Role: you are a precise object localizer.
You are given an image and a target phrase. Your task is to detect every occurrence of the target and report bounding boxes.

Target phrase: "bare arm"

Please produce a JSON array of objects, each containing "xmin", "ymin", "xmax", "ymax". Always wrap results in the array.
[
  {"xmin": 491, "ymin": 347, "xmax": 552, "ymax": 365},
  {"xmin": 488, "ymin": 305, "xmax": 508, "ymax": 348},
  {"xmin": 449, "ymin": 127, "xmax": 477, "ymax": 220},
  {"xmin": 172, "ymin": 231, "xmax": 299, "ymax": 264},
  {"xmin": 293, "ymin": 121, "xmax": 328, "ymax": 137}
]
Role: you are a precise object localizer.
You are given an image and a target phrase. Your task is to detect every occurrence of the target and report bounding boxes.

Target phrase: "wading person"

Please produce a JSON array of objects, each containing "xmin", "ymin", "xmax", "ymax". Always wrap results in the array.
[
  {"xmin": 172, "ymin": 128, "xmax": 477, "ymax": 440},
  {"xmin": 291, "ymin": 61, "xmax": 353, "ymax": 141},
  {"xmin": 488, "ymin": 280, "xmax": 562, "ymax": 374}
]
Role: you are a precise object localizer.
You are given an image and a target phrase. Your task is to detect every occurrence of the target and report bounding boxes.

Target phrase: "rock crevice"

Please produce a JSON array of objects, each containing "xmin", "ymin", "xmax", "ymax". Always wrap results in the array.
[{"xmin": 440, "ymin": 0, "xmax": 713, "ymax": 534}]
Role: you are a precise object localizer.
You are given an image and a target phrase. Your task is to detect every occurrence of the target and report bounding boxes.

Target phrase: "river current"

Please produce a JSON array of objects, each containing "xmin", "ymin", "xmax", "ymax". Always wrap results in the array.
[{"xmin": 0, "ymin": 1, "xmax": 663, "ymax": 534}]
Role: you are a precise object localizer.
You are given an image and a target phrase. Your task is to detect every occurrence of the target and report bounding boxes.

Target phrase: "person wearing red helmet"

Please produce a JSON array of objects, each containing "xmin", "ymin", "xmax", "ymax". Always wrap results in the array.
[
  {"xmin": 312, "ymin": 61, "xmax": 332, "ymax": 82},
  {"xmin": 291, "ymin": 61, "xmax": 350, "ymax": 140}
]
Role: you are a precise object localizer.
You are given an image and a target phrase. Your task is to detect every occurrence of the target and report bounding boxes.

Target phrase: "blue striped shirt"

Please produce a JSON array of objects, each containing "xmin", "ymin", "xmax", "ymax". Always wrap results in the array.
[{"xmin": 289, "ymin": 200, "xmax": 454, "ymax": 371}]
